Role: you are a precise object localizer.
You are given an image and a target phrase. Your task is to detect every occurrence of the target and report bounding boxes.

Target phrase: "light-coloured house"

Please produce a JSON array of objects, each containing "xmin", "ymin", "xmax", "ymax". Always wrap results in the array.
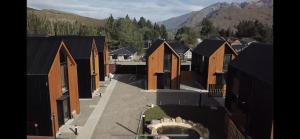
[{"xmin": 109, "ymin": 46, "xmax": 137, "ymax": 61}]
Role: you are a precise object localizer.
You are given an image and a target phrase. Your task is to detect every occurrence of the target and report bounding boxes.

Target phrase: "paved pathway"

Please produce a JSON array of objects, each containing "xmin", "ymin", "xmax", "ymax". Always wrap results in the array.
[
  {"xmin": 76, "ymin": 76, "xmax": 118, "ymax": 139},
  {"xmin": 91, "ymin": 74, "xmax": 156, "ymax": 139}
]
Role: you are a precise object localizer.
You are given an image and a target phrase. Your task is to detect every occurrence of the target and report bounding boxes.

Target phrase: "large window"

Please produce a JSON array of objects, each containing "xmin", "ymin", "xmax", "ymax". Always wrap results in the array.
[
  {"xmin": 164, "ymin": 47, "xmax": 171, "ymax": 72},
  {"xmin": 60, "ymin": 50, "xmax": 68, "ymax": 94},
  {"xmin": 216, "ymin": 73, "xmax": 225, "ymax": 85},
  {"xmin": 223, "ymin": 54, "xmax": 232, "ymax": 72}
]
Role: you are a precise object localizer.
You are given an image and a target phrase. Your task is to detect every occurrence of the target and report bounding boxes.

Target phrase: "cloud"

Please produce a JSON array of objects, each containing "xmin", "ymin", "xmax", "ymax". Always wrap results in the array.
[{"xmin": 27, "ymin": 0, "xmax": 246, "ymax": 22}]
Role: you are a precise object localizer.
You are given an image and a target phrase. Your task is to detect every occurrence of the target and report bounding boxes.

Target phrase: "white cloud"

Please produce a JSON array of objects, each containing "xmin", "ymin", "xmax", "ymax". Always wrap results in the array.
[{"xmin": 27, "ymin": 0, "xmax": 245, "ymax": 22}]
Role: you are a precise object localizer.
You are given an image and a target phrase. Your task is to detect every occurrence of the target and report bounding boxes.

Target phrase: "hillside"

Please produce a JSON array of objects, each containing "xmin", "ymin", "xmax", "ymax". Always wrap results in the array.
[
  {"xmin": 27, "ymin": 7, "xmax": 106, "ymax": 28},
  {"xmin": 159, "ymin": 0, "xmax": 273, "ymax": 31}
]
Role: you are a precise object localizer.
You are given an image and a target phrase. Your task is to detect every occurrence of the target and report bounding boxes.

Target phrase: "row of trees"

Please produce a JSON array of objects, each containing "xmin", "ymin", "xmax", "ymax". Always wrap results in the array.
[
  {"xmin": 27, "ymin": 13, "xmax": 104, "ymax": 36},
  {"xmin": 174, "ymin": 18, "xmax": 273, "ymax": 47},
  {"xmin": 27, "ymin": 13, "xmax": 168, "ymax": 54},
  {"xmin": 104, "ymin": 15, "xmax": 168, "ymax": 53}
]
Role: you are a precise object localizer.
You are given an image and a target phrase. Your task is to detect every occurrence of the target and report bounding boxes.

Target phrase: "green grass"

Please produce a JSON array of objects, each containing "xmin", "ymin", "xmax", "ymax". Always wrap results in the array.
[{"xmin": 144, "ymin": 106, "xmax": 169, "ymax": 122}]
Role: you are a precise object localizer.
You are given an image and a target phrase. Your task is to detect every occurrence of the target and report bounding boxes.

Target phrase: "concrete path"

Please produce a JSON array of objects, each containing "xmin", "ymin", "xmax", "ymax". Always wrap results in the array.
[
  {"xmin": 90, "ymin": 74, "xmax": 156, "ymax": 139},
  {"xmin": 76, "ymin": 76, "xmax": 118, "ymax": 139}
]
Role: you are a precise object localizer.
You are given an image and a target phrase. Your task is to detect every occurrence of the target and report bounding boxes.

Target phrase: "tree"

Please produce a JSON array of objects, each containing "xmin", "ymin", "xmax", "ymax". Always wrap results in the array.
[
  {"xmin": 146, "ymin": 20, "xmax": 153, "ymax": 28},
  {"xmin": 175, "ymin": 27, "xmax": 197, "ymax": 45},
  {"xmin": 218, "ymin": 28, "xmax": 234, "ymax": 37},
  {"xmin": 235, "ymin": 20, "xmax": 273, "ymax": 43},
  {"xmin": 138, "ymin": 17, "xmax": 146, "ymax": 28},
  {"xmin": 160, "ymin": 24, "xmax": 168, "ymax": 40},
  {"xmin": 199, "ymin": 18, "xmax": 217, "ymax": 39}
]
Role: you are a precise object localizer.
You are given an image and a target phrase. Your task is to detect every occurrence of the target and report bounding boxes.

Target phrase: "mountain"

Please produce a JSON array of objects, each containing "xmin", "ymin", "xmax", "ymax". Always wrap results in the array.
[
  {"xmin": 159, "ymin": 0, "xmax": 273, "ymax": 32},
  {"xmin": 27, "ymin": 7, "xmax": 106, "ymax": 28}
]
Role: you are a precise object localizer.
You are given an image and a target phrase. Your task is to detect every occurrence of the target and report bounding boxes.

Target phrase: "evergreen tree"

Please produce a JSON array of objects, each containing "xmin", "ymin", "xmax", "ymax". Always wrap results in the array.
[
  {"xmin": 138, "ymin": 16, "xmax": 146, "ymax": 28},
  {"xmin": 199, "ymin": 18, "xmax": 217, "ymax": 39}
]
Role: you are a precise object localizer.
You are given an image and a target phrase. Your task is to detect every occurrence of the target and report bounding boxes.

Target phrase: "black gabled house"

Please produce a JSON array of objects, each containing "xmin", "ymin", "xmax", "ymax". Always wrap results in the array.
[
  {"xmin": 225, "ymin": 43, "xmax": 273, "ymax": 139},
  {"xmin": 94, "ymin": 36, "xmax": 109, "ymax": 81},
  {"xmin": 54, "ymin": 36, "xmax": 100, "ymax": 98},
  {"xmin": 27, "ymin": 37, "xmax": 80, "ymax": 136}
]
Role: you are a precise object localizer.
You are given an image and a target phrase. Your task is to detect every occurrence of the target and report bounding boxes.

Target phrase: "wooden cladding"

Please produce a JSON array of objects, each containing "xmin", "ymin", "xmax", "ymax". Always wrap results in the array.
[
  {"xmin": 90, "ymin": 41, "xmax": 100, "ymax": 90},
  {"xmin": 48, "ymin": 43, "xmax": 79, "ymax": 134},
  {"xmin": 147, "ymin": 42, "xmax": 180, "ymax": 90},
  {"xmin": 105, "ymin": 42, "xmax": 109, "ymax": 76}
]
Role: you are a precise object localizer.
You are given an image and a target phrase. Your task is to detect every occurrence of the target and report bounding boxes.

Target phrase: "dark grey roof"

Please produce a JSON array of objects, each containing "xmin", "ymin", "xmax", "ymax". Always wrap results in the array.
[
  {"xmin": 192, "ymin": 39, "xmax": 226, "ymax": 56},
  {"xmin": 27, "ymin": 37, "xmax": 63, "ymax": 75},
  {"xmin": 168, "ymin": 42, "xmax": 190, "ymax": 55},
  {"xmin": 110, "ymin": 46, "xmax": 137, "ymax": 56},
  {"xmin": 240, "ymin": 37, "xmax": 257, "ymax": 45},
  {"xmin": 94, "ymin": 36, "xmax": 106, "ymax": 52},
  {"xmin": 230, "ymin": 43, "xmax": 273, "ymax": 86},
  {"xmin": 145, "ymin": 39, "xmax": 165, "ymax": 57},
  {"xmin": 51, "ymin": 36, "xmax": 94, "ymax": 60},
  {"xmin": 231, "ymin": 44, "xmax": 249, "ymax": 54}
]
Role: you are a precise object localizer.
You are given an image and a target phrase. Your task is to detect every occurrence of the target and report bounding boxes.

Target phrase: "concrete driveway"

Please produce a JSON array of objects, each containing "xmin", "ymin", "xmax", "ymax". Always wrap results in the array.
[{"xmin": 91, "ymin": 74, "xmax": 156, "ymax": 139}]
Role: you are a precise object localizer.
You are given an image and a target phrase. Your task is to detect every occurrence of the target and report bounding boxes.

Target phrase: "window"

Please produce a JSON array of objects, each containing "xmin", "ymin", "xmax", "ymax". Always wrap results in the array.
[
  {"xmin": 124, "ymin": 55, "xmax": 130, "ymax": 59},
  {"xmin": 223, "ymin": 54, "xmax": 232, "ymax": 72},
  {"xmin": 164, "ymin": 47, "xmax": 171, "ymax": 72},
  {"xmin": 199, "ymin": 56, "xmax": 205, "ymax": 73},
  {"xmin": 216, "ymin": 73, "xmax": 225, "ymax": 85},
  {"xmin": 112, "ymin": 54, "xmax": 118, "ymax": 59},
  {"xmin": 60, "ymin": 50, "xmax": 69, "ymax": 94}
]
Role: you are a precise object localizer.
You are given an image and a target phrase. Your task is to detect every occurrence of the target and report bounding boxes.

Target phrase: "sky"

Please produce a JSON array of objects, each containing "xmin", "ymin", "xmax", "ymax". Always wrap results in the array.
[{"xmin": 27, "ymin": 0, "xmax": 248, "ymax": 22}]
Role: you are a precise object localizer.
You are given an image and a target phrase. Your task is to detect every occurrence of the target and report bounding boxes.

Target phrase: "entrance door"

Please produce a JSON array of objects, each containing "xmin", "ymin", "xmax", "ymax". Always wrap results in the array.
[
  {"xmin": 157, "ymin": 73, "xmax": 164, "ymax": 89},
  {"xmin": 57, "ymin": 95, "xmax": 71, "ymax": 127}
]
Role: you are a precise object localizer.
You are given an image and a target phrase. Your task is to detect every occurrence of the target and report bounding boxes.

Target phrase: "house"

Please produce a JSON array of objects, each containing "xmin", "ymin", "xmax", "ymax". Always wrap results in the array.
[
  {"xmin": 231, "ymin": 44, "xmax": 249, "ymax": 54},
  {"xmin": 225, "ymin": 43, "xmax": 273, "ymax": 139},
  {"xmin": 146, "ymin": 39, "xmax": 180, "ymax": 90},
  {"xmin": 240, "ymin": 37, "xmax": 257, "ymax": 46},
  {"xmin": 27, "ymin": 37, "xmax": 80, "ymax": 136},
  {"xmin": 191, "ymin": 39, "xmax": 238, "ymax": 96},
  {"xmin": 109, "ymin": 46, "xmax": 137, "ymax": 61},
  {"xmin": 94, "ymin": 36, "xmax": 109, "ymax": 81},
  {"xmin": 169, "ymin": 42, "xmax": 192, "ymax": 61},
  {"xmin": 57, "ymin": 36, "xmax": 100, "ymax": 98}
]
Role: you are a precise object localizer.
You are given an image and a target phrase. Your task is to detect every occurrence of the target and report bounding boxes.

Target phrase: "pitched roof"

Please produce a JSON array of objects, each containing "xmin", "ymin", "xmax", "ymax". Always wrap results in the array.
[
  {"xmin": 240, "ymin": 37, "xmax": 257, "ymax": 45},
  {"xmin": 168, "ymin": 42, "xmax": 190, "ymax": 54},
  {"xmin": 51, "ymin": 36, "xmax": 94, "ymax": 60},
  {"xmin": 94, "ymin": 36, "xmax": 106, "ymax": 52},
  {"xmin": 145, "ymin": 39, "xmax": 165, "ymax": 57},
  {"xmin": 110, "ymin": 46, "xmax": 137, "ymax": 56},
  {"xmin": 192, "ymin": 39, "xmax": 226, "ymax": 56},
  {"xmin": 27, "ymin": 37, "xmax": 63, "ymax": 75},
  {"xmin": 230, "ymin": 43, "xmax": 273, "ymax": 86},
  {"xmin": 145, "ymin": 39, "xmax": 180, "ymax": 58},
  {"xmin": 231, "ymin": 44, "xmax": 249, "ymax": 54}
]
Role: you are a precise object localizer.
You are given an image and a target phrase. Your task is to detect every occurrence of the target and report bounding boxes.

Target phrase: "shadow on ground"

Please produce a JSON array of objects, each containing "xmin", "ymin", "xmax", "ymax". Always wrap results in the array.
[
  {"xmin": 114, "ymin": 74, "xmax": 145, "ymax": 89},
  {"xmin": 158, "ymin": 105, "xmax": 226, "ymax": 139}
]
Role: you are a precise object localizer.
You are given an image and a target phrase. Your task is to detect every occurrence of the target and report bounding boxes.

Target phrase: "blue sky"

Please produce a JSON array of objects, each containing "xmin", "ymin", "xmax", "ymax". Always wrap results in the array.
[{"xmin": 27, "ymin": 0, "xmax": 247, "ymax": 22}]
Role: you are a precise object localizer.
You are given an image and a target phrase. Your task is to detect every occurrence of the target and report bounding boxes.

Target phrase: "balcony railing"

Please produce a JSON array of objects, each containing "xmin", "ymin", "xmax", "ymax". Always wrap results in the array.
[{"xmin": 208, "ymin": 84, "xmax": 224, "ymax": 97}]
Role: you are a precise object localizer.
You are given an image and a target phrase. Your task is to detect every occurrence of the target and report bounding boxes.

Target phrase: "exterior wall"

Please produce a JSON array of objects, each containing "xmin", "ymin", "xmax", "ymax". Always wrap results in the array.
[
  {"xmin": 171, "ymin": 52, "xmax": 180, "ymax": 89},
  {"xmin": 180, "ymin": 71, "xmax": 194, "ymax": 81},
  {"xmin": 225, "ymin": 67, "xmax": 273, "ymax": 139},
  {"xmin": 48, "ymin": 44, "xmax": 79, "ymax": 134},
  {"xmin": 147, "ymin": 43, "xmax": 164, "ymax": 90},
  {"xmin": 105, "ymin": 42, "xmax": 109, "ymax": 76},
  {"xmin": 66, "ymin": 54, "xmax": 80, "ymax": 116},
  {"xmin": 225, "ymin": 115, "xmax": 247, "ymax": 139},
  {"xmin": 27, "ymin": 75, "xmax": 52, "ymax": 136},
  {"xmin": 184, "ymin": 50, "xmax": 192, "ymax": 60},
  {"xmin": 207, "ymin": 44, "xmax": 225, "ymax": 87},
  {"xmin": 90, "ymin": 43, "xmax": 100, "ymax": 89},
  {"xmin": 147, "ymin": 43, "xmax": 180, "ymax": 90}
]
